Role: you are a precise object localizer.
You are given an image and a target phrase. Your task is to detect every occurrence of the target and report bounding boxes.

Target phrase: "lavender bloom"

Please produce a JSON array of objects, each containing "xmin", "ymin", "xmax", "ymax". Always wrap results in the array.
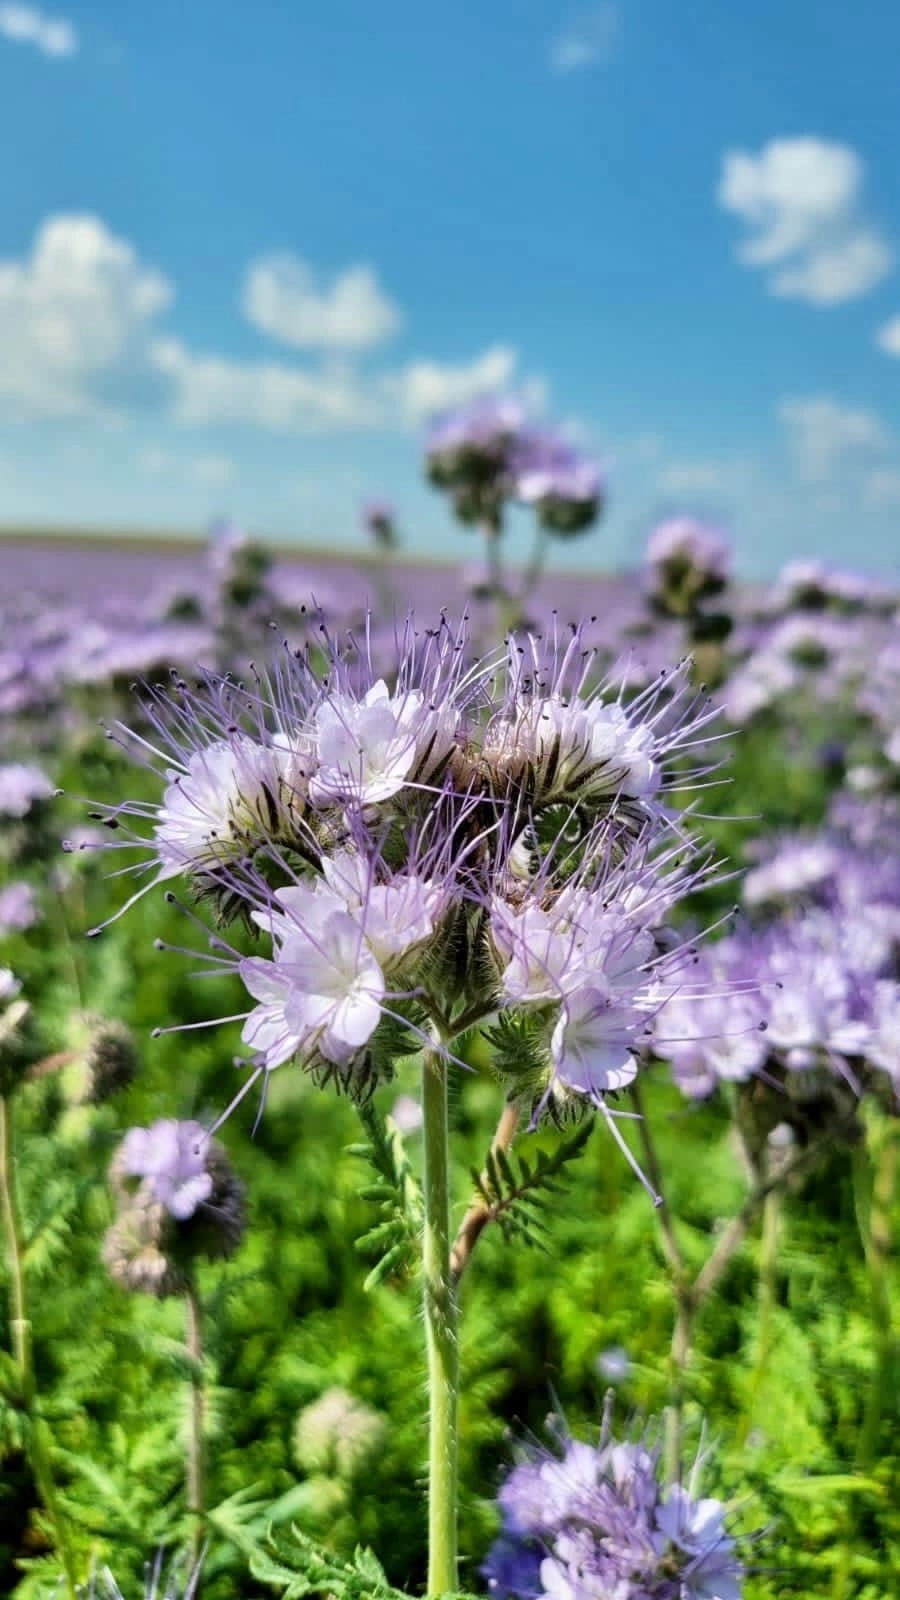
[
  {"xmin": 765, "ymin": 559, "xmax": 897, "ymax": 617},
  {"xmin": 0, "ymin": 881, "xmax": 40, "ymax": 935},
  {"xmin": 424, "ymin": 396, "xmax": 528, "ymax": 529},
  {"xmin": 425, "ymin": 395, "xmax": 526, "ymax": 476},
  {"xmin": 645, "ymin": 519, "xmax": 731, "ymax": 620},
  {"xmin": 87, "ymin": 613, "xmax": 727, "ymax": 1140},
  {"xmin": 107, "ymin": 1120, "xmax": 245, "ymax": 1292},
  {"xmin": 0, "ymin": 761, "xmax": 53, "ymax": 819},
  {"xmin": 119, "ymin": 1120, "xmax": 213, "ymax": 1220},
  {"xmin": 0, "ymin": 968, "xmax": 21, "ymax": 1003},
  {"xmin": 511, "ymin": 430, "xmax": 605, "ymax": 537},
  {"xmin": 484, "ymin": 1421, "xmax": 744, "ymax": 1600}
]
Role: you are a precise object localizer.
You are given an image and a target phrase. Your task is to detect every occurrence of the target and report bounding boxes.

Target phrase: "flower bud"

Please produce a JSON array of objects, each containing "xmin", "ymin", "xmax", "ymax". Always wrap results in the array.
[
  {"xmin": 292, "ymin": 1386, "xmax": 387, "ymax": 1481},
  {"xmin": 0, "ymin": 997, "xmax": 44, "ymax": 1097},
  {"xmin": 64, "ymin": 1015, "xmax": 139, "ymax": 1106}
]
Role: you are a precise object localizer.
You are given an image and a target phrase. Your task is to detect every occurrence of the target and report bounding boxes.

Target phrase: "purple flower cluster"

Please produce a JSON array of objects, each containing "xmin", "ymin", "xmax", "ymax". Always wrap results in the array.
[
  {"xmin": 0, "ymin": 761, "xmax": 54, "ymax": 819},
  {"xmin": 119, "ymin": 1119, "xmax": 215, "ymax": 1221},
  {"xmin": 424, "ymin": 397, "xmax": 604, "ymax": 539},
  {"xmin": 105, "ymin": 1118, "xmax": 245, "ymax": 1295},
  {"xmin": 654, "ymin": 813, "xmax": 900, "ymax": 1107},
  {"xmin": 483, "ymin": 1424, "xmax": 743, "ymax": 1600},
  {"xmin": 646, "ymin": 519, "xmax": 731, "ymax": 592},
  {"xmin": 89, "ymin": 614, "xmax": 722, "ymax": 1135}
]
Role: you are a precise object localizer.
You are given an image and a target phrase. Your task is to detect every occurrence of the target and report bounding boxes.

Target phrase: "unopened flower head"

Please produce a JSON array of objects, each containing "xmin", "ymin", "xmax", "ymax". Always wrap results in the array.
[{"xmin": 64, "ymin": 1015, "xmax": 138, "ymax": 1106}]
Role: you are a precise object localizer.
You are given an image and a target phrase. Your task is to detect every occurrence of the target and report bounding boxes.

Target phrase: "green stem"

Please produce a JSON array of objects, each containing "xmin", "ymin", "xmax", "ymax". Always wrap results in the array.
[
  {"xmin": 627, "ymin": 1082, "xmax": 693, "ymax": 1481},
  {"xmin": 831, "ymin": 1120, "xmax": 897, "ymax": 1600},
  {"xmin": 666, "ymin": 1296, "xmax": 695, "ymax": 1484},
  {"xmin": 0, "ymin": 1096, "xmax": 79, "ymax": 1599},
  {"xmin": 185, "ymin": 1278, "xmax": 206, "ymax": 1566},
  {"xmin": 738, "ymin": 1184, "xmax": 782, "ymax": 1445},
  {"xmin": 422, "ymin": 1041, "xmax": 459, "ymax": 1597}
]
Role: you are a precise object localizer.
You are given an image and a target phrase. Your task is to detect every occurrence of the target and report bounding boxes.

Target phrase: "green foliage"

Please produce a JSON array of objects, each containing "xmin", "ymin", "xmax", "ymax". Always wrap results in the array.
[
  {"xmin": 467, "ymin": 1117, "xmax": 593, "ymax": 1250},
  {"xmin": 0, "ymin": 677, "xmax": 897, "ymax": 1599},
  {"xmin": 349, "ymin": 1103, "xmax": 423, "ymax": 1291}
]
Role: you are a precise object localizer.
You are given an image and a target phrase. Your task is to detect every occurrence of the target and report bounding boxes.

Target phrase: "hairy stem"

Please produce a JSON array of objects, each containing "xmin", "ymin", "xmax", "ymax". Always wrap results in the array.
[
  {"xmin": 739, "ymin": 1184, "xmax": 782, "ymax": 1445},
  {"xmin": 0, "ymin": 1096, "xmax": 79, "ymax": 1599},
  {"xmin": 422, "ymin": 1042, "xmax": 459, "ymax": 1596},
  {"xmin": 629, "ymin": 1083, "xmax": 693, "ymax": 1480},
  {"xmin": 185, "ymin": 1278, "xmax": 206, "ymax": 1565},
  {"xmin": 450, "ymin": 1101, "xmax": 520, "ymax": 1284}
]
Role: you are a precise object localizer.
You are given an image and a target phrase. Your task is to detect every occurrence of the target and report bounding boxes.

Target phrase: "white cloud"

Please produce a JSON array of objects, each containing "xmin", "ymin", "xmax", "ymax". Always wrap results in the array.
[
  {"xmin": 0, "ymin": 4, "xmax": 77, "ymax": 57},
  {"xmin": 155, "ymin": 337, "xmax": 539, "ymax": 434},
  {"xmin": 189, "ymin": 453, "xmax": 234, "ymax": 485},
  {"xmin": 876, "ymin": 315, "xmax": 900, "ymax": 356},
  {"xmin": 0, "ymin": 214, "xmax": 172, "ymax": 419},
  {"xmin": 778, "ymin": 395, "xmax": 891, "ymax": 481},
  {"xmin": 243, "ymin": 254, "xmax": 401, "ymax": 351},
  {"xmin": 718, "ymin": 137, "xmax": 893, "ymax": 305},
  {"xmin": 549, "ymin": 5, "xmax": 618, "ymax": 72},
  {"xmin": 153, "ymin": 339, "xmax": 386, "ymax": 432},
  {"xmin": 384, "ymin": 346, "xmax": 526, "ymax": 424}
]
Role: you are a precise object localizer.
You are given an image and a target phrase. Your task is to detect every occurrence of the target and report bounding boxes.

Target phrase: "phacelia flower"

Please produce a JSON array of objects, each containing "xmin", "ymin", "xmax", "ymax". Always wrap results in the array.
[
  {"xmin": 511, "ymin": 430, "xmax": 605, "ymax": 537},
  {"xmin": 85, "ymin": 613, "xmax": 727, "ymax": 1157},
  {"xmin": 0, "ymin": 761, "xmax": 54, "ymax": 819},
  {"xmin": 483, "ymin": 1415, "xmax": 745, "ymax": 1600},
  {"xmin": 645, "ymin": 519, "xmax": 731, "ymax": 619},
  {"xmin": 106, "ymin": 1120, "xmax": 245, "ymax": 1293}
]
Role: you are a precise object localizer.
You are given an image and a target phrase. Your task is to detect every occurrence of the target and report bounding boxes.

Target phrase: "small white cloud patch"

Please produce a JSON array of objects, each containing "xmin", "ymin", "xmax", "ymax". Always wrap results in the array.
[
  {"xmin": 876, "ymin": 315, "xmax": 900, "ymax": 357},
  {"xmin": 549, "ymin": 5, "xmax": 618, "ymax": 73},
  {"xmin": 0, "ymin": 3, "xmax": 77, "ymax": 57},
  {"xmin": 243, "ymin": 254, "xmax": 402, "ymax": 352},
  {"xmin": 718, "ymin": 137, "xmax": 892, "ymax": 305}
]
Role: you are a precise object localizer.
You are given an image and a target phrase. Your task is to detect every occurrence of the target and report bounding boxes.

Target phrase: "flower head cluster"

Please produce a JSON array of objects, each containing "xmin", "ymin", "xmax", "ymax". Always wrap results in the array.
[
  {"xmin": 424, "ymin": 399, "xmax": 603, "ymax": 540},
  {"xmin": 653, "ymin": 813, "xmax": 900, "ymax": 1126},
  {"xmin": 764, "ymin": 559, "xmax": 896, "ymax": 619},
  {"xmin": 483, "ymin": 1418, "xmax": 744, "ymax": 1600},
  {"xmin": 510, "ymin": 429, "xmax": 605, "ymax": 538},
  {"xmin": 645, "ymin": 520, "xmax": 731, "ymax": 620},
  {"xmin": 425, "ymin": 396, "xmax": 528, "ymax": 529},
  {"xmin": 88, "ymin": 615, "xmax": 722, "ymax": 1132},
  {"xmin": 104, "ymin": 1119, "xmax": 245, "ymax": 1296},
  {"xmin": 0, "ymin": 761, "xmax": 54, "ymax": 819}
]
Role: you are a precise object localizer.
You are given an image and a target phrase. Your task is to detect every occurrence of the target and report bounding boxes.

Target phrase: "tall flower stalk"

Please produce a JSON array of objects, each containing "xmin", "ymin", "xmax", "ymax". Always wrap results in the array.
[{"xmin": 421, "ymin": 1040, "xmax": 459, "ymax": 1595}]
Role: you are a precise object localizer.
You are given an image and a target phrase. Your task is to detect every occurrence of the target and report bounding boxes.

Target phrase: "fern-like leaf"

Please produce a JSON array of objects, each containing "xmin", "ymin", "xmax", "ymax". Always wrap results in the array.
[
  {"xmin": 469, "ymin": 1119, "xmax": 593, "ymax": 1250},
  {"xmin": 348, "ymin": 1102, "xmax": 423, "ymax": 1290}
]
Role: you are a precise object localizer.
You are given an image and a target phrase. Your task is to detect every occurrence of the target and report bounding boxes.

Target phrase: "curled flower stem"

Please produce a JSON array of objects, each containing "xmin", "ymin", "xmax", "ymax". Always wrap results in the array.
[
  {"xmin": 185, "ymin": 1277, "xmax": 206, "ymax": 1566},
  {"xmin": 422, "ymin": 1035, "xmax": 459, "ymax": 1597},
  {"xmin": 0, "ymin": 1095, "xmax": 79, "ymax": 1600},
  {"xmin": 450, "ymin": 1101, "xmax": 520, "ymax": 1285}
]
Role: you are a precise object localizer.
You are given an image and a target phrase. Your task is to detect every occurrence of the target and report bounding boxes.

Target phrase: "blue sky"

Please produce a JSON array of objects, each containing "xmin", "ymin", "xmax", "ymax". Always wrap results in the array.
[{"xmin": 2, "ymin": 0, "xmax": 900, "ymax": 576}]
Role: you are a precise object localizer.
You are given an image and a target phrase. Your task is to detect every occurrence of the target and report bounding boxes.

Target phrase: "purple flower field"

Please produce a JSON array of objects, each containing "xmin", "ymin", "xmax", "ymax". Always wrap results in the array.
[{"xmin": 1, "ymin": 475, "xmax": 898, "ymax": 1600}]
